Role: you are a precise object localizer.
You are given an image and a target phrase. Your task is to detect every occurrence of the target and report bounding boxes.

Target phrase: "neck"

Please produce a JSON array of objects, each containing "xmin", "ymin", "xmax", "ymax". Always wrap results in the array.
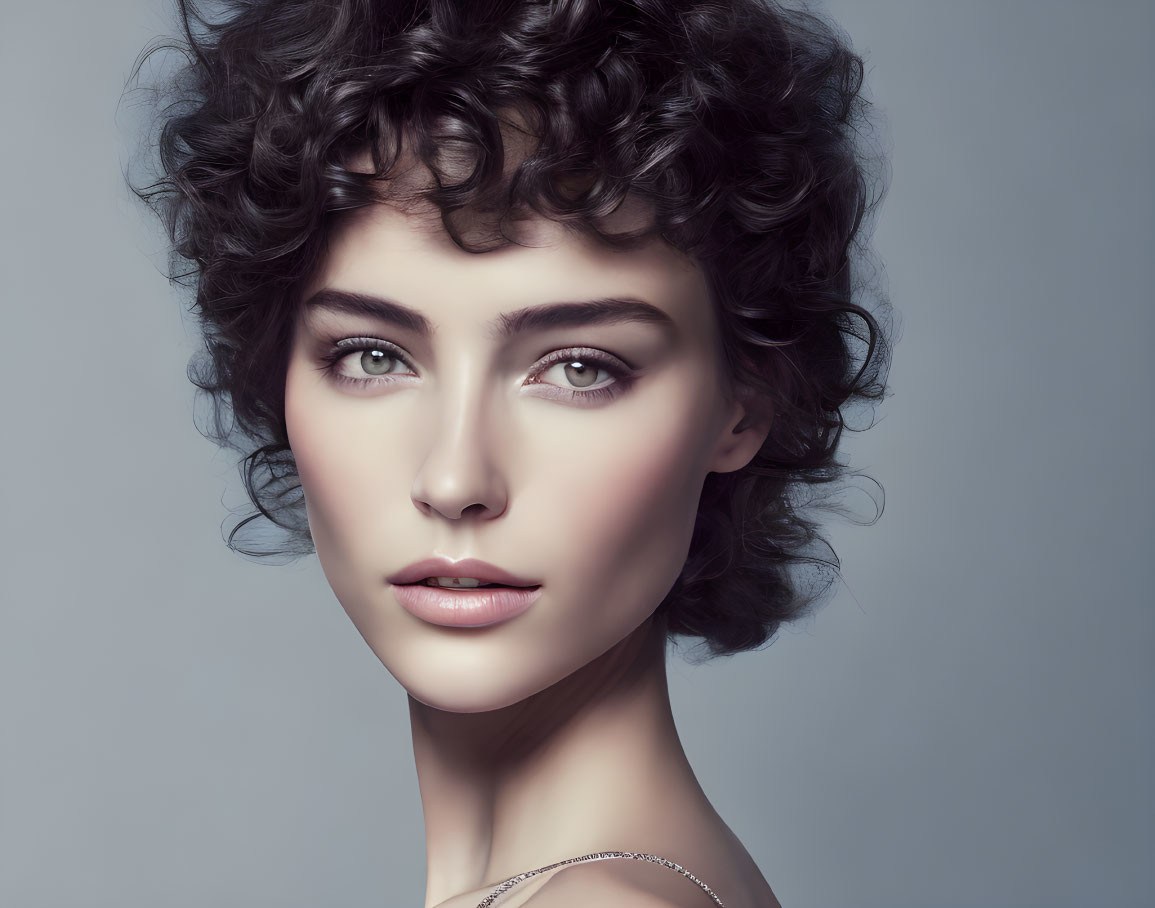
[{"xmin": 409, "ymin": 614, "xmax": 716, "ymax": 908}]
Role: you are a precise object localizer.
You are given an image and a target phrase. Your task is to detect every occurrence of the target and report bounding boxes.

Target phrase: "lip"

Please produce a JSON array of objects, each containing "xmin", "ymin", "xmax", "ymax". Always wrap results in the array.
[
  {"xmin": 390, "ymin": 583, "xmax": 542, "ymax": 628},
  {"xmin": 387, "ymin": 557, "xmax": 540, "ymax": 588}
]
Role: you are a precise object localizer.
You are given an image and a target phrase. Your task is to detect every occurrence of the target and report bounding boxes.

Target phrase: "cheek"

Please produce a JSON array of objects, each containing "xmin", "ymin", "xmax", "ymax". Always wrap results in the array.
[
  {"xmin": 284, "ymin": 360, "xmax": 396, "ymax": 574},
  {"xmin": 529, "ymin": 394, "xmax": 715, "ymax": 618}
]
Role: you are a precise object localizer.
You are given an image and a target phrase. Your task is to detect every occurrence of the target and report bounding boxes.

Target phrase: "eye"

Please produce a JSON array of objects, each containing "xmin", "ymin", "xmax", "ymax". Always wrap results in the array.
[
  {"xmin": 524, "ymin": 347, "xmax": 634, "ymax": 405},
  {"xmin": 320, "ymin": 337, "xmax": 417, "ymax": 389},
  {"xmin": 538, "ymin": 358, "xmax": 612, "ymax": 390},
  {"xmin": 349, "ymin": 348, "xmax": 408, "ymax": 377}
]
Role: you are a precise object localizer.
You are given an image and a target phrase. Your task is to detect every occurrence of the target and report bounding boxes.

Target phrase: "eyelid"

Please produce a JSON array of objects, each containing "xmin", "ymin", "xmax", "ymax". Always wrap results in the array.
[
  {"xmin": 527, "ymin": 345, "xmax": 633, "ymax": 379},
  {"xmin": 521, "ymin": 345, "xmax": 636, "ymax": 406},
  {"xmin": 315, "ymin": 336, "xmax": 419, "ymax": 392},
  {"xmin": 333, "ymin": 335, "xmax": 415, "ymax": 363},
  {"xmin": 330, "ymin": 336, "xmax": 418, "ymax": 373}
]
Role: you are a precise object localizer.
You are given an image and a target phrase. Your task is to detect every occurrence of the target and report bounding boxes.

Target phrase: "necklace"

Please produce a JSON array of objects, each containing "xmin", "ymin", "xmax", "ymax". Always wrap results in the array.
[{"xmin": 474, "ymin": 850, "xmax": 726, "ymax": 907}]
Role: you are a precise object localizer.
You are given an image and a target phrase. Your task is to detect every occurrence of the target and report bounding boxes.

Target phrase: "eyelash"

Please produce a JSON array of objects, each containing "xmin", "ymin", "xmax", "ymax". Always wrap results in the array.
[
  {"xmin": 317, "ymin": 337, "xmax": 635, "ymax": 404},
  {"xmin": 318, "ymin": 338, "xmax": 417, "ymax": 390},
  {"xmin": 524, "ymin": 347, "xmax": 634, "ymax": 404}
]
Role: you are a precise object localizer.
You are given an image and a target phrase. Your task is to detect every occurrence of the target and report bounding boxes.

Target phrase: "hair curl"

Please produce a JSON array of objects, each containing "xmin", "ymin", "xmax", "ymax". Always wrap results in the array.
[{"xmin": 132, "ymin": 0, "xmax": 893, "ymax": 659}]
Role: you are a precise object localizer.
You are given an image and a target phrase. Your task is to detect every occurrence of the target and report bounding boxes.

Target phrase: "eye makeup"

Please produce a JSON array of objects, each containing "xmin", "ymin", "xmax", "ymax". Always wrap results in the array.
[
  {"xmin": 317, "ymin": 336, "xmax": 419, "ymax": 391},
  {"xmin": 316, "ymin": 335, "xmax": 636, "ymax": 404},
  {"xmin": 521, "ymin": 346, "xmax": 634, "ymax": 405}
]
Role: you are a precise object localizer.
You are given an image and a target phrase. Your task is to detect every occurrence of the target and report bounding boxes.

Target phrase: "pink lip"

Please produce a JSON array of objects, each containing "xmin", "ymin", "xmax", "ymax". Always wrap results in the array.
[
  {"xmin": 387, "ymin": 557, "xmax": 539, "ymax": 588},
  {"xmin": 387, "ymin": 557, "xmax": 541, "ymax": 628},
  {"xmin": 390, "ymin": 583, "xmax": 542, "ymax": 628}
]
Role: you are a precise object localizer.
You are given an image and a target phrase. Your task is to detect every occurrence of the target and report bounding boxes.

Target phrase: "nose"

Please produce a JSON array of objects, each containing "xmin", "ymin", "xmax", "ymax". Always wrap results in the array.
[{"xmin": 410, "ymin": 382, "xmax": 509, "ymax": 521}]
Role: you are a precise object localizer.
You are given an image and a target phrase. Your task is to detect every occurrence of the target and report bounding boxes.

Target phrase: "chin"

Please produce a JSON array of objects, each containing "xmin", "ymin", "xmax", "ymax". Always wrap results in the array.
[
  {"xmin": 387, "ymin": 617, "xmax": 662, "ymax": 717},
  {"xmin": 382, "ymin": 636, "xmax": 581, "ymax": 714},
  {"xmin": 399, "ymin": 672, "xmax": 565, "ymax": 715},
  {"xmin": 403, "ymin": 684, "xmax": 531, "ymax": 715}
]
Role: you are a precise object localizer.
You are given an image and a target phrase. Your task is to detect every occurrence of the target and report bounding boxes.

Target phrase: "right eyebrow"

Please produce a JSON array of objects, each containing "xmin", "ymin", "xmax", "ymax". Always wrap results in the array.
[
  {"xmin": 304, "ymin": 289, "xmax": 432, "ymax": 335},
  {"xmin": 304, "ymin": 288, "xmax": 676, "ymax": 338}
]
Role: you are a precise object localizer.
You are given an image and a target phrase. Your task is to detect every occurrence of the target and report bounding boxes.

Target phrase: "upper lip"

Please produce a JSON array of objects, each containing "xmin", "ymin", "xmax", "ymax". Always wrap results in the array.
[{"xmin": 387, "ymin": 557, "xmax": 540, "ymax": 588}]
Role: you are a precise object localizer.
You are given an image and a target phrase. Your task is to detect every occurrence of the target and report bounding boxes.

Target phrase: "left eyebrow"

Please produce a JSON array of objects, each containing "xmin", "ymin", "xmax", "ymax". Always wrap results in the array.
[{"xmin": 493, "ymin": 298, "xmax": 676, "ymax": 339}]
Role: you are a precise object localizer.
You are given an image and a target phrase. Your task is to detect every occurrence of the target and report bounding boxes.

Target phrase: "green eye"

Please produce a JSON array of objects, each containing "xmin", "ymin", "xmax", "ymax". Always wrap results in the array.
[
  {"xmin": 360, "ymin": 349, "xmax": 402, "ymax": 376},
  {"xmin": 557, "ymin": 359, "xmax": 607, "ymax": 389},
  {"xmin": 524, "ymin": 346, "xmax": 633, "ymax": 405},
  {"xmin": 322, "ymin": 336, "xmax": 417, "ymax": 390}
]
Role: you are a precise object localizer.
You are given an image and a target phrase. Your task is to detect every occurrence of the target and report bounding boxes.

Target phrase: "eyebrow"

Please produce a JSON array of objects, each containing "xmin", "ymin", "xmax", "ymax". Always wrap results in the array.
[
  {"xmin": 306, "ymin": 289, "xmax": 431, "ymax": 334},
  {"xmin": 305, "ymin": 288, "xmax": 676, "ymax": 339}
]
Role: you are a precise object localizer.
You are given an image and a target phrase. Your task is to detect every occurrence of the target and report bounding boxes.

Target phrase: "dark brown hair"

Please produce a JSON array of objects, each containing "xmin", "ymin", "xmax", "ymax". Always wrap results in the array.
[{"xmin": 134, "ymin": 0, "xmax": 894, "ymax": 658}]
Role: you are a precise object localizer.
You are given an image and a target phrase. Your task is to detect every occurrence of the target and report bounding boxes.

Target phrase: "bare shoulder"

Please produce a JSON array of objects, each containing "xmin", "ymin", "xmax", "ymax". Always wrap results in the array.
[{"xmin": 520, "ymin": 857, "xmax": 724, "ymax": 908}]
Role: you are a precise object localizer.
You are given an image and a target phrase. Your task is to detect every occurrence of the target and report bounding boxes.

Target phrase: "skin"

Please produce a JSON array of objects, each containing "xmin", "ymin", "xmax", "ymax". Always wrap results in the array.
[{"xmin": 283, "ymin": 186, "xmax": 781, "ymax": 906}]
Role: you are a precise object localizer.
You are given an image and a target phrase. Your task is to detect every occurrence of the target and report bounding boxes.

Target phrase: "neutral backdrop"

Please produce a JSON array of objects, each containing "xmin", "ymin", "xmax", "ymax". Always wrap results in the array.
[{"xmin": 2, "ymin": 2, "xmax": 1151, "ymax": 906}]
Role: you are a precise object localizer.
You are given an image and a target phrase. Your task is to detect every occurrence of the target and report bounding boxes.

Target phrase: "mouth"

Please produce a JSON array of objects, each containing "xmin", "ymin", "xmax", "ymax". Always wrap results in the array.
[{"xmin": 386, "ymin": 557, "xmax": 542, "ymax": 627}]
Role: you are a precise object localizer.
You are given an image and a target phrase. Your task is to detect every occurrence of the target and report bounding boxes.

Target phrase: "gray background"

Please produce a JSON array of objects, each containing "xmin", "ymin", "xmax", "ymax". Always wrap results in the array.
[{"xmin": 1, "ymin": 1, "xmax": 1151, "ymax": 906}]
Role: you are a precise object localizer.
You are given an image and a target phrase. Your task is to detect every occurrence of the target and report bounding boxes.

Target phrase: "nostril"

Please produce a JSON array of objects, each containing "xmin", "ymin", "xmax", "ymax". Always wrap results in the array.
[{"xmin": 410, "ymin": 462, "xmax": 509, "ymax": 521}]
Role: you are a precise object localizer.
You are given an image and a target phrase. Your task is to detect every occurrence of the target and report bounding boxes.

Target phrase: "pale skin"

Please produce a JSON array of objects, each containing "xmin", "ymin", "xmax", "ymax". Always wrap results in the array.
[{"xmin": 283, "ymin": 187, "xmax": 783, "ymax": 906}]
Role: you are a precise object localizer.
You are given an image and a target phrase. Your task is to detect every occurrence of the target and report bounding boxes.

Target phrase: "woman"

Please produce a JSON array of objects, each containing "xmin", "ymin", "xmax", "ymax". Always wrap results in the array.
[{"xmin": 136, "ymin": 0, "xmax": 891, "ymax": 904}]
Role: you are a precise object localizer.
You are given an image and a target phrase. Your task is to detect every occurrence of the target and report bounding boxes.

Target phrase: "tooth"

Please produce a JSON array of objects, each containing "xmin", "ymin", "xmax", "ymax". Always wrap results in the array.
[{"xmin": 430, "ymin": 577, "xmax": 483, "ymax": 588}]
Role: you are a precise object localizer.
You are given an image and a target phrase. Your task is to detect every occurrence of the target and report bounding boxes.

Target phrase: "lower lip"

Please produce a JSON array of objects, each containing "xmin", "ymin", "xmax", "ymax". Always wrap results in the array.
[{"xmin": 390, "ymin": 583, "xmax": 542, "ymax": 627}]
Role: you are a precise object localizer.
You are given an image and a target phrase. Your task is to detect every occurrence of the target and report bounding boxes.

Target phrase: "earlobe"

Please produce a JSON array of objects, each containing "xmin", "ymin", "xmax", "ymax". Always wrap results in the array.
[{"xmin": 709, "ymin": 400, "xmax": 772, "ymax": 474}]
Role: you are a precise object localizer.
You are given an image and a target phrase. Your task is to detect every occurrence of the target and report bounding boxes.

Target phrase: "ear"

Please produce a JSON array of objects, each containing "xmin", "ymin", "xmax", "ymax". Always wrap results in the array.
[{"xmin": 708, "ymin": 397, "xmax": 772, "ymax": 474}]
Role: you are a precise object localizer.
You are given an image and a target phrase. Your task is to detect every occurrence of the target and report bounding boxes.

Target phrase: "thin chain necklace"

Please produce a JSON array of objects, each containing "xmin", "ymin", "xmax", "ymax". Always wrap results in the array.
[{"xmin": 474, "ymin": 850, "xmax": 726, "ymax": 907}]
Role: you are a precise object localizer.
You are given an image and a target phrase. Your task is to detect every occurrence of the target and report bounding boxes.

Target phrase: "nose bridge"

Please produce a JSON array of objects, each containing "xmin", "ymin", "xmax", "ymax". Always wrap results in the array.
[{"xmin": 411, "ymin": 357, "xmax": 508, "ymax": 521}]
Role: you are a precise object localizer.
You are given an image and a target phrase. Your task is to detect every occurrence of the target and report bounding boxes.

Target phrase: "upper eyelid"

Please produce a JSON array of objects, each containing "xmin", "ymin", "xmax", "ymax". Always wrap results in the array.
[
  {"xmin": 530, "ymin": 346, "xmax": 631, "ymax": 374},
  {"xmin": 331, "ymin": 336, "xmax": 419, "ymax": 370},
  {"xmin": 333, "ymin": 336, "xmax": 410, "ymax": 355}
]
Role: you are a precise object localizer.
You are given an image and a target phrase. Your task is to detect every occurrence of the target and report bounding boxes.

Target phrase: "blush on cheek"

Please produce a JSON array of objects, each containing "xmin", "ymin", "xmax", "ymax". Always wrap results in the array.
[
  {"xmin": 556, "ymin": 424, "xmax": 709, "ymax": 630},
  {"xmin": 294, "ymin": 449, "xmax": 376, "ymax": 560},
  {"xmin": 285, "ymin": 380, "xmax": 354, "ymax": 560},
  {"xmin": 616, "ymin": 442, "xmax": 705, "ymax": 566},
  {"xmin": 287, "ymin": 444, "xmax": 382, "ymax": 618}
]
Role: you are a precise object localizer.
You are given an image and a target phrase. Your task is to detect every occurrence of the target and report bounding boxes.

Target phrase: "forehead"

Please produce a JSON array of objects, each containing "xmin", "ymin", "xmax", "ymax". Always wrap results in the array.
[{"xmin": 309, "ymin": 200, "xmax": 717, "ymax": 337}]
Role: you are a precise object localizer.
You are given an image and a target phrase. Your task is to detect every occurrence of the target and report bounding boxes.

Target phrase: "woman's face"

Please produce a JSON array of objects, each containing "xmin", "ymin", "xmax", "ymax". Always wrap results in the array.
[{"xmin": 284, "ymin": 200, "xmax": 765, "ymax": 713}]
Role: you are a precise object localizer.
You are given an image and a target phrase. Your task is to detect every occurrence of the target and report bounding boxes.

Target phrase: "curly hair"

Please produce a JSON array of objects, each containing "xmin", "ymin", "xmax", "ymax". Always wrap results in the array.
[{"xmin": 133, "ymin": 0, "xmax": 893, "ymax": 659}]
